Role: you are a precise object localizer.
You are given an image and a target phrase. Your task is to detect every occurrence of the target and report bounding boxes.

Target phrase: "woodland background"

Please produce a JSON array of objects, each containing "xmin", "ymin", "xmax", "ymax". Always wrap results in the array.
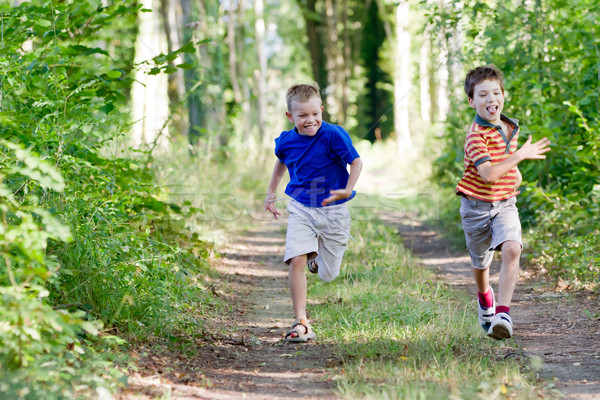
[{"xmin": 0, "ymin": 0, "xmax": 598, "ymax": 397}]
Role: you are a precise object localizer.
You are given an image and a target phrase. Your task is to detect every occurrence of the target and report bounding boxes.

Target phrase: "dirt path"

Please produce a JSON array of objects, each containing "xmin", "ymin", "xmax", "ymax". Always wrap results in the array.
[
  {"xmin": 387, "ymin": 214, "xmax": 600, "ymax": 400},
  {"xmin": 121, "ymin": 220, "xmax": 340, "ymax": 399}
]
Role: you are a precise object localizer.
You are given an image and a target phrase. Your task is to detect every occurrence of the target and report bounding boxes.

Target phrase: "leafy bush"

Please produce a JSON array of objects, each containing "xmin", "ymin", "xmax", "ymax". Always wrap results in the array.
[
  {"xmin": 0, "ymin": 1, "xmax": 223, "ymax": 397},
  {"xmin": 0, "ymin": 141, "xmax": 123, "ymax": 398}
]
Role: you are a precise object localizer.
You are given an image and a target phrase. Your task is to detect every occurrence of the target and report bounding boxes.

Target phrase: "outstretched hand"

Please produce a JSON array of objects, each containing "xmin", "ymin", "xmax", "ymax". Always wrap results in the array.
[
  {"xmin": 264, "ymin": 195, "xmax": 282, "ymax": 220},
  {"xmin": 321, "ymin": 189, "xmax": 352, "ymax": 206},
  {"xmin": 518, "ymin": 135, "xmax": 551, "ymax": 160}
]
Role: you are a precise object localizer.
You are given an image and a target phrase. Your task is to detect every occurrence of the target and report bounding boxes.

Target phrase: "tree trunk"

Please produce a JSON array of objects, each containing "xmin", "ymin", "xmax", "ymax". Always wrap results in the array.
[
  {"xmin": 227, "ymin": 0, "xmax": 242, "ymax": 104},
  {"xmin": 394, "ymin": 1, "xmax": 412, "ymax": 154},
  {"xmin": 448, "ymin": 2, "xmax": 464, "ymax": 100},
  {"xmin": 159, "ymin": 0, "xmax": 184, "ymax": 105},
  {"xmin": 131, "ymin": 0, "xmax": 170, "ymax": 151},
  {"xmin": 179, "ymin": 0, "xmax": 204, "ymax": 146},
  {"xmin": 435, "ymin": 0, "xmax": 450, "ymax": 122},
  {"xmin": 297, "ymin": 0, "xmax": 329, "ymax": 118},
  {"xmin": 420, "ymin": 27, "xmax": 431, "ymax": 124},
  {"xmin": 254, "ymin": 0, "xmax": 268, "ymax": 146},
  {"xmin": 341, "ymin": 0, "xmax": 350, "ymax": 121},
  {"xmin": 237, "ymin": 0, "xmax": 252, "ymax": 139},
  {"xmin": 324, "ymin": 0, "xmax": 340, "ymax": 122}
]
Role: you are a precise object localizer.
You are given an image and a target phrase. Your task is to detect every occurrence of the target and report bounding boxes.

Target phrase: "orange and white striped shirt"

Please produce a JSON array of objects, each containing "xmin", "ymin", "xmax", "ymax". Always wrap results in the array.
[{"xmin": 456, "ymin": 114, "xmax": 520, "ymax": 202}]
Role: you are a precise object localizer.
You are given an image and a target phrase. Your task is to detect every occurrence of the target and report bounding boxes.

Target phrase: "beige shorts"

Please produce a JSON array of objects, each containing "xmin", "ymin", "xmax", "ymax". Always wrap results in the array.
[
  {"xmin": 284, "ymin": 199, "xmax": 351, "ymax": 282},
  {"xmin": 460, "ymin": 196, "xmax": 522, "ymax": 270}
]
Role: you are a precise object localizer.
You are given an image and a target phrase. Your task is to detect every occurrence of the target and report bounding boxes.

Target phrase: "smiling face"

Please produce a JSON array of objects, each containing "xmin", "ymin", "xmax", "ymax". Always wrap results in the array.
[
  {"xmin": 469, "ymin": 79, "xmax": 504, "ymax": 125},
  {"xmin": 286, "ymin": 96, "xmax": 323, "ymax": 136}
]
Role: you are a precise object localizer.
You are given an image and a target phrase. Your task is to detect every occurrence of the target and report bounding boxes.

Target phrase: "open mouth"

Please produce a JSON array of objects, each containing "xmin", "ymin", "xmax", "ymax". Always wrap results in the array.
[{"xmin": 487, "ymin": 105, "xmax": 499, "ymax": 114}]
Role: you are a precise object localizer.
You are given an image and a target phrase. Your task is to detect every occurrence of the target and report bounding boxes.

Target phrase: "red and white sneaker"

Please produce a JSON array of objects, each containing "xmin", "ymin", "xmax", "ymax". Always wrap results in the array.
[{"xmin": 478, "ymin": 287, "xmax": 495, "ymax": 333}]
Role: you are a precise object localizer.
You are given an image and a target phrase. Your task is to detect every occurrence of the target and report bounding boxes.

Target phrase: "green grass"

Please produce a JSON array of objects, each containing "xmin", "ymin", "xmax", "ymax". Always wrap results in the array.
[
  {"xmin": 149, "ymin": 142, "xmax": 552, "ymax": 398},
  {"xmin": 307, "ymin": 201, "xmax": 550, "ymax": 399}
]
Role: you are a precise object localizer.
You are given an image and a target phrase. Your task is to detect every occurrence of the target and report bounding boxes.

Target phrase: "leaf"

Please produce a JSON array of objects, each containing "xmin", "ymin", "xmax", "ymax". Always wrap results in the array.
[
  {"xmin": 37, "ymin": 19, "xmax": 52, "ymax": 27},
  {"xmin": 178, "ymin": 41, "xmax": 197, "ymax": 53},
  {"xmin": 106, "ymin": 70, "xmax": 122, "ymax": 79},
  {"xmin": 99, "ymin": 102, "xmax": 115, "ymax": 114},
  {"xmin": 165, "ymin": 52, "xmax": 178, "ymax": 62},
  {"xmin": 64, "ymin": 45, "xmax": 109, "ymax": 56},
  {"xmin": 177, "ymin": 62, "xmax": 194, "ymax": 70},
  {"xmin": 80, "ymin": 321, "xmax": 100, "ymax": 335}
]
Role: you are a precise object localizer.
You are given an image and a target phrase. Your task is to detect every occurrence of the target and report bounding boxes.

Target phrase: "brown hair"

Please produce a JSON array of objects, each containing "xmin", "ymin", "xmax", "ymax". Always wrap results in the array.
[
  {"xmin": 464, "ymin": 64, "xmax": 504, "ymax": 98},
  {"xmin": 286, "ymin": 84, "xmax": 321, "ymax": 111}
]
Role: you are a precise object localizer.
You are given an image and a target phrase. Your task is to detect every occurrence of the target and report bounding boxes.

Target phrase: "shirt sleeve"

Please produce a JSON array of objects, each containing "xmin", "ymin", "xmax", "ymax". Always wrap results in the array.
[
  {"xmin": 464, "ymin": 132, "xmax": 491, "ymax": 166},
  {"xmin": 329, "ymin": 126, "xmax": 360, "ymax": 164},
  {"xmin": 274, "ymin": 135, "xmax": 284, "ymax": 162}
]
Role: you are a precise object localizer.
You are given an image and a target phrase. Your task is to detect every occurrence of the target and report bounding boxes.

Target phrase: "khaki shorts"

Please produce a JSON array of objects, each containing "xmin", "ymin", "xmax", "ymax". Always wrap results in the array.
[
  {"xmin": 284, "ymin": 199, "xmax": 351, "ymax": 282},
  {"xmin": 460, "ymin": 196, "xmax": 522, "ymax": 270}
]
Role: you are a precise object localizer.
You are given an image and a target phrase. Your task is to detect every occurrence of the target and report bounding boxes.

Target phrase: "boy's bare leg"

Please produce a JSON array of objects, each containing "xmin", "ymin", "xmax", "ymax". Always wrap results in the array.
[
  {"xmin": 497, "ymin": 240, "xmax": 521, "ymax": 306},
  {"xmin": 472, "ymin": 267, "xmax": 490, "ymax": 294},
  {"xmin": 289, "ymin": 254, "xmax": 308, "ymax": 321}
]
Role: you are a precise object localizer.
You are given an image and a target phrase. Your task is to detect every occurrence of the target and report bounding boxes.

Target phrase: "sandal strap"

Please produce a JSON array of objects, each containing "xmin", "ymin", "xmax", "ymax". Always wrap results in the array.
[{"xmin": 290, "ymin": 321, "xmax": 309, "ymax": 334}]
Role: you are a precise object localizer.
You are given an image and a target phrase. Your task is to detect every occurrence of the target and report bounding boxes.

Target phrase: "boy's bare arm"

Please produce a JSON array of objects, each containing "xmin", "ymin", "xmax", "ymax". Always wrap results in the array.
[
  {"xmin": 322, "ymin": 157, "xmax": 363, "ymax": 206},
  {"xmin": 477, "ymin": 135, "xmax": 550, "ymax": 184},
  {"xmin": 264, "ymin": 160, "xmax": 286, "ymax": 219}
]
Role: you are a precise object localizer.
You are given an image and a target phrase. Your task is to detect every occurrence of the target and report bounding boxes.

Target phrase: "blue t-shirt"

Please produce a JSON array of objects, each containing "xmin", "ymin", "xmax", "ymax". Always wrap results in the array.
[{"xmin": 274, "ymin": 121, "xmax": 360, "ymax": 207}]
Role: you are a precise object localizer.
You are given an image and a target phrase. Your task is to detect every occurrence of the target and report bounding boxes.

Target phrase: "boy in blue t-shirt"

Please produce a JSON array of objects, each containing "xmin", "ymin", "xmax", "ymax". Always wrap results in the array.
[{"xmin": 264, "ymin": 84, "xmax": 362, "ymax": 342}]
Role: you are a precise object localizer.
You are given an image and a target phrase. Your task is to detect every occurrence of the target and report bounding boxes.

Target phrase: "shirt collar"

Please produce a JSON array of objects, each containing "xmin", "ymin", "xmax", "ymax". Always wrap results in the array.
[{"xmin": 474, "ymin": 113, "xmax": 519, "ymax": 129}]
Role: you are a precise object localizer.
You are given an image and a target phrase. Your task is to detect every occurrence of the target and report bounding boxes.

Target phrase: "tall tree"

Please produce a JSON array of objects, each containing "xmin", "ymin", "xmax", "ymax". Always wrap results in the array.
[
  {"xmin": 420, "ymin": 27, "xmax": 431, "ymax": 124},
  {"xmin": 131, "ymin": 0, "xmax": 170, "ymax": 151},
  {"xmin": 180, "ymin": 0, "xmax": 204, "ymax": 144},
  {"xmin": 341, "ymin": 0, "xmax": 351, "ymax": 122},
  {"xmin": 255, "ymin": 0, "xmax": 268, "ymax": 145},
  {"xmin": 296, "ymin": 0, "xmax": 329, "ymax": 118},
  {"xmin": 160, "ymin": 0, "xmax": 185, "ymax": 105},
  {"xmin": 227, "ymin": 0, "xmax": 242, "ymax": 104},
  {"xmin": 360, "ymin": 0, "xmax": 393, "ymax": 142},
  {"xmin": 394, "ymin": 1, "xmax": 412, "ymax": 153},
  {"xmin": 180, "ymin": 0, "xmax": 229, "ymax": 150},
  {"xmin": 434, "ymin": 0, "xmax": 449, "ymax": 122}
]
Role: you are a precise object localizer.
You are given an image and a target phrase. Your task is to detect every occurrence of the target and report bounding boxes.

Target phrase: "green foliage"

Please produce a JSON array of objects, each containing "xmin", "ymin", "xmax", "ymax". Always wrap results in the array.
[
  {"xmin": 0, "ymin": 1, "xmax": 223, "ymax": 397},
  {"xmin": 0, "ymin": 141, "xmax": 123, "ymax": 398},
  {"xmin": 424, "ymin": 0, "xmax": 600, "ymax": 285}
]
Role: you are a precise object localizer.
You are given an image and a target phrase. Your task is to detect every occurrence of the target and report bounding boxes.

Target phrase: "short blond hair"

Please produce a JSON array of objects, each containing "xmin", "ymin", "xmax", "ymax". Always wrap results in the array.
[{"xmin": 286, "ymin": 84, "xmax": 321, "ymax": 111}]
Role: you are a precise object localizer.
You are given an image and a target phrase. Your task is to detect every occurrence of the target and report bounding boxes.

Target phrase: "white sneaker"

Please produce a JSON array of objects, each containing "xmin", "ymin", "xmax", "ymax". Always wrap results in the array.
[
  {"xmin": 488, "ymin": 312, "xmax": 513, "ymax": 340},
  {"xmin": 478, "ymin": 287, "xmax": 495, "ymax": 333}
]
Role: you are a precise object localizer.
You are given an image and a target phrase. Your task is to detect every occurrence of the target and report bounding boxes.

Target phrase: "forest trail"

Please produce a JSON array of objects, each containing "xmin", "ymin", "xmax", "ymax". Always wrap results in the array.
[
  {"xmin": 121, "ymin": 219, "xmax": 339, "ymax": 399},
  {"xmin": 120, "ymin": 211, "xmax": 600, "ymax": 400},
  {"xmin": 385, "ymin": 213, "xmax": 600, "ymax": 400}
]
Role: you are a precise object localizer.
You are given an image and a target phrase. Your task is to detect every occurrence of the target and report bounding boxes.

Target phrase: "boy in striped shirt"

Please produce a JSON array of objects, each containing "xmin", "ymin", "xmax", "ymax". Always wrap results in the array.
[{"xmin": 456, "ymin": 65, "xmax": 551, "ymax": 340}]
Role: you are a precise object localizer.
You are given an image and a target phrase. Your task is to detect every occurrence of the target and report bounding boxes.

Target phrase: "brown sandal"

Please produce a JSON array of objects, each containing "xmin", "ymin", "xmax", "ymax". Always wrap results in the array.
[{"xmin": 307, "ymin": 259, "xmax": 318, "ymax": 274}]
